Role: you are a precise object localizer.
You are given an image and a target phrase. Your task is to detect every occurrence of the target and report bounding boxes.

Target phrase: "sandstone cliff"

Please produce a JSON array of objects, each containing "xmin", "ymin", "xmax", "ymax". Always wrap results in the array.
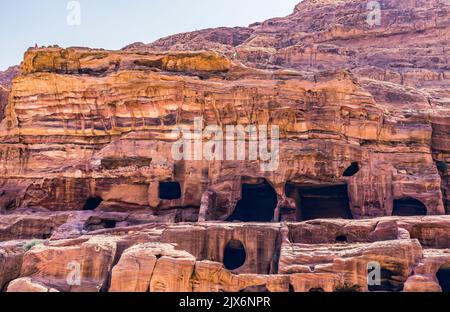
[
  {"xmin": 0, "ymin": 0, "xmax": 449, "ymax": 292},
  {"xmin": 0, "ymin": 66, "xmax": 19, "ymax": 127}
]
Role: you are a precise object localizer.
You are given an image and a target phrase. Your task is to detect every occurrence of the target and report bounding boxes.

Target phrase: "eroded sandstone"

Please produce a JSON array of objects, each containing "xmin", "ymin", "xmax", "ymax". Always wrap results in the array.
[{"xmin": 0, "ymin": 0, "xmax": 449, "ymax": 292}]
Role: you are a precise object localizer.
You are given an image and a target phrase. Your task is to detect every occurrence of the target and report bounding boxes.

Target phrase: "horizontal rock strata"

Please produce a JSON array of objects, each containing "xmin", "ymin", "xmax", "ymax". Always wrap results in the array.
[{"xmin": 0, "ymin": 0, "xmax": 449, "ymax": 292}]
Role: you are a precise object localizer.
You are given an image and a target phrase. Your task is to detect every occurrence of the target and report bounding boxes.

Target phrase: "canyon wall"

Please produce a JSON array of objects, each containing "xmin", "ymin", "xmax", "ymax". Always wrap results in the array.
[
  {"xmin": 0, "ymin": 0, "xmax": 449, "ymax": 292},
  {"xmin": 0, "ymin": 47, "xmax": 446, "ymax": 220}
]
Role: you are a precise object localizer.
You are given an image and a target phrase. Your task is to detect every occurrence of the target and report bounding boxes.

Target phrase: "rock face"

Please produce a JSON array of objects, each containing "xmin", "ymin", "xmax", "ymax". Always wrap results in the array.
[
  {"xmin": 0, "ymin": 0, "xmax": 449, "ymax": 292},
  {"xmin": 0, "ymin": 66, "xmax": 18, "ymax": 125},
  {"xmin": 130, "ymin": 0, "xmax": 450, "ymax": 216},
  {"xmin": 280, "ymin": 239, "xmax": 423, "ymax": 292},
  {"xmin": 0, "ymin": 240, "xmax": 29, "ymax": 291},
  {"xmin": 13, "ymin": 236, "xmax": 118, "ymax": 292},
  {"xmin": 138, "ymin": 0, "xmax": 450, "ymax": 88},
  {"xmin": 0, "ymin": 86, "xmax": 8, "ymax": 122},
  {"xmin": 0, "ymin": 47, "xmax": 446, "ymax": 219},
  {"xmin": 110, "ymin": 242, "xmax": 196, "ymax": 292},
  {"xmin": 0, "ymin": 66, "xmax": 19, "ymax": 88},
  {"xmin": 1, "ymin": 216, "xmax": 449, "ymax": 292}
]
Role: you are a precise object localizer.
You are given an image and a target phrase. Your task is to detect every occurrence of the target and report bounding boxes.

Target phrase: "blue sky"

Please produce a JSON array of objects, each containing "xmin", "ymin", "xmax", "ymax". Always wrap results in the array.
[{"xmin": 0, "ymin": 0, "xmax": 300, "ymax": 70}]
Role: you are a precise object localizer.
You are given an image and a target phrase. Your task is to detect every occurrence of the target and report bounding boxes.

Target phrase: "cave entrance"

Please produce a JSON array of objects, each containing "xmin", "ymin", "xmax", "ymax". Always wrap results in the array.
[
  {"xmin": 102, "ymin": 219, "xmax": 117, "ymax": 229},
  {"xmin": 223, "ymin": 239, "xmax": 246, "ymax": 271},
  {"xmin": 159, "ymin": 182, "xmax": 182, "ymax": 200},
  {"xmin": 227, "ymin": 179, "xmax": 277, "ymax": 222},
  {"xmin": 368, "ymin": 268, "xmax": 403, "ymax": 292},
  {"xmin": 336, "ymin": 235, "xmax": 348, "ymax": 243},
  {"xmin": 437, "ymin": 267, "xmax": 450, "ymax": 292},
  {"xmin": 343, "ymin": 162, "xmax": 360, "ymax": 177},
  {"xmin": 286, "ymin": 184, "xmax": 353, "ymax": 221},
  {"xmin": 84, "ymin": 218, "xmax": 117, "ymax": 231},
  {"xmin": 83, "ymin": 197, "xmax": 103, "ymax": 211},
  {"xmin": 392, "ymin": 198, "xmax": 427, "ymax": 216}
]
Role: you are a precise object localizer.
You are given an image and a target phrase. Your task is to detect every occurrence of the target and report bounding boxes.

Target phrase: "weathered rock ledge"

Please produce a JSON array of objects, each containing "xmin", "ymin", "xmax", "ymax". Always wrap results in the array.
[
  {"xmin": 0, "ymin": 215, "xmax": 449, "ymax": 292},
  {"xmin": 0, "ymin": 0, "xmax": 449, "ymax": 292}
]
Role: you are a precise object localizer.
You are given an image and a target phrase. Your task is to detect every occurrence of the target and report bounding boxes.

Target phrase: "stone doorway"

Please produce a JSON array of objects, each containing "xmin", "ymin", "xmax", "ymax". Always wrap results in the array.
[
  {"xmin": 227, "ymin": 179, "xmax": 277, "ymax": 222},
  {"xmin": 286, "ymin": 184, "xmax": 353, "ymax": 221},
  {"xmin": 159, "ymin": 181, "xmax": 182, "ymax": 200},
  {"xmin": 83, "ymin": 197, "xmax": 103, "ymax": 210},
  {"xmin": 392, "ymin": 198, "xmax": 427, "ymax": 216}
]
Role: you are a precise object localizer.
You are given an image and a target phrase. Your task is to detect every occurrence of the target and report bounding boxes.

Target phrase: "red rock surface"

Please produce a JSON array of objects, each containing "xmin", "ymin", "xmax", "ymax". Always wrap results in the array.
[
  {"xmin": 0, "ymin": 66, "xmax": 18, "ymax": 123},
  {"xmin": 0, "ymin": 0, "xmax": 449, "ymax": 292},
  {"xmin": 0, "ymin": 66, "xmax": 19, "ymax": 88}
]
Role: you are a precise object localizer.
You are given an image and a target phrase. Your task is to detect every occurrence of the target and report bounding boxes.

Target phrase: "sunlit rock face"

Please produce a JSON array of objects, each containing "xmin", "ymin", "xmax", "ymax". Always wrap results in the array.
[
  {"xmin": 0, "ymin": 47, "xmax": 445, "ymax": 219},
  {"xmin": 0, "ymin": 0, "xmax": 449, "ymax": 292},
  {"xmin": 136, "ymin": 0, "xmax": 450, "ymax": 85},
  {"xmin": 0, "ymin": 66, "xmax": 18, "ymax": 129}
]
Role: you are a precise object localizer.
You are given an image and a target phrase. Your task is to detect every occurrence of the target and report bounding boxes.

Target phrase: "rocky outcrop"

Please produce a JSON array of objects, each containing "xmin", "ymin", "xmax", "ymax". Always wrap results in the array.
[
  {"xmin": 133, "ymin": 0, "xmax": 450, "ymax": 87},
  {"xmin": 0, "ymin": 217, "xmax": 448, "ymax": 292},
  {"xmin": 0, "ymin": 66, "xmax": 19, "ymax": 88},
  {"xmin": 0, "ymin": 86, "xmax": 8, "ymax": 122},
  {"xmin": 0, "ymin": 214, "xmax": 68, "ymax": 241},
  {"xmin": 127, "ymin": 0, "xmax": 450, "ymax": 218},
  {"xmin": 0, "ymin": 66, "xmax": 19, "ymax": 122},
  {"xmin": 0, "ymin": 240, "xmax": 29, "ymax": 291},
  {"xmin": 110, "ymin": 242, "xmax": 196, "ymax": 292},
  {"xmin": 11, "ymin": 236, "xmax": 118, "ymax": 292},
  {"xmin": 280, "ymin": 239, "xmax": 423, "ymax": 292},
  {"xmin": 0, "ymin": 0, "xmax": 449, "ymax": 292},
  {"xmin": 0, "ymin": 46, "xmax": 445, "ymax": 220},
  {"xmin": 404, "ymin": 248, "xmax": 450, "ymax": 292},
  {"xmin": 6, "ymin": 277, "xmax": 60, "ymax": 292}
]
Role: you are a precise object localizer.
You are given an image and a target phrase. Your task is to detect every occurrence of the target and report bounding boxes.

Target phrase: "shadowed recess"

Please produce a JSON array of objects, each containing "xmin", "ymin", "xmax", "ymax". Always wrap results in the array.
[
  {"xmin": 83, "ymin": 197, "xmax": 103, "ymax": 211},
  {"xmin": 159, "ymin": 181, "xmax": 182, "ymax": 200},
  {"xmin": 392, "ymin": 198, "xmax": 427, "ymax": 216},
  {"xmin": 286, "ymin": 184, "xmax": 353, "ymax": 221},
  {"xmin": 343, "ymin": 162, "xmax": 360, "ymax": 177},
  {"xmin": 227, "ymin": 180, "xmax": 277, "ymax": 222},
  {"xmin": 336, "ymin": 235, "xmax": 348, "ymax": 242},
  {"xmin": 437, "ymin": 267, "xmax": 450, "ymax": 292},
  {"xmin": 223, "ymin": 239, "xmax": 246, "ymax": 270},
  {"xmin": 368, "ymin": 268, "xmax": 403, "ymax": 292}
]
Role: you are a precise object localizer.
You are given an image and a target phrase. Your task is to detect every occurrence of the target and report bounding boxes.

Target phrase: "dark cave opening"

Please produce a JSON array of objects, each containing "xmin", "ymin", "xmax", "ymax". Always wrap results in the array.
[
  {"xmin": 159, "ymin": 182, "xmax": 182, "ymax": 200},
  {"xmin": 336, "ymin": 235, "xmax": 348, "ymax": 243},
  {"xmin": 102, "ymin": 219, "xmax": 117, "ymax": 229},
  {"xmin": 83, "ymin": 197, "xmax": 103, "ymax": 211},
  {"xmin": 343, "ymin": 162, "xmax": 360, "ymax": 177},
  {"xmin": 392, "ymin": 197, "xmax": 427, "ymax": 216},
  {"xmin": 286, "ymin": 184, "xmax": 353, "ymax": 221},
  {"xmin": 437, "ymin": 267, "xmax": 450, "ymax": 292},
  {"xmin": 84, "ymin": 218, "xmax": 117, "ymax": 231},
  {"xmin": 309, "ymin": 288, "xmax": 325, "ymax": 292},
  {"xmin": 368, "ymin": 268, "xmax": 403, "ymax": 292},
  {"xmin": 227, "ymin": 179, "xmax": 278, "ymax": 222},
  {"xmin": 223, "ymin": 239, "xmax": 246, "ymax": 271}
]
